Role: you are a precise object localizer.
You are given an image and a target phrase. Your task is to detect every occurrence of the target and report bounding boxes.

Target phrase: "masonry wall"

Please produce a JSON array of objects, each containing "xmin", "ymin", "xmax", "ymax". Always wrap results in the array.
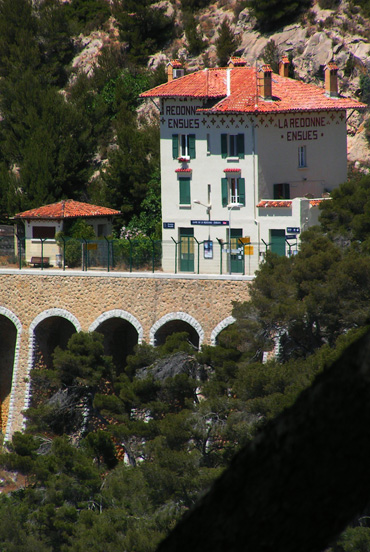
[{"xmin": 0, "ymin": 271, "xmax": 251, "ymax": 438}]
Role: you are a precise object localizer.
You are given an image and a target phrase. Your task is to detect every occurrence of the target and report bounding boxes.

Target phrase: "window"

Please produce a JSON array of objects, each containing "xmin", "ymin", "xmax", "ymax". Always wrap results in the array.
[
  {"xmin": 172, "ymin": 134, "xmax": 196, "ymax": 159},
  {"xmin": 97, "ymin": 223, "xmax": 106, "ymax": 237},
  {"xmin": 221, "ymin": 177, "xmax": 245, "ymax": 206},
  {"xmin": 179, "ymin": 177, "xmax": 191, "ymax": 205},
  {"xmin": 298, "ymin": 146, "xmax": 307, "ymax": 168},
  {"xmin": 221, "ymin": 133, "xmax": 245, "ymax": 159},
  {"xmin": 274, "ymin": 183, "xmax": 290, "ymax": 199},
  {"xmin": 32, "ymin": 226, "xmax": 56, "ymax": 239}
]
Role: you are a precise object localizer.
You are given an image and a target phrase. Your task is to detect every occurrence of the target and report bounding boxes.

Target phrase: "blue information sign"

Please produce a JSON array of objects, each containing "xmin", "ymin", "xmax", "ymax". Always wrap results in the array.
[
  {"xmin": 163, "ymin": 222, "xmax": 175, "ymax": 229},
  {"xmin": 191, "ymin": 220, "xmax": 229, "ymax": 226},
  {"xmin": 287, "ymin": 227, "xmax": 300, "ymax": 234}
]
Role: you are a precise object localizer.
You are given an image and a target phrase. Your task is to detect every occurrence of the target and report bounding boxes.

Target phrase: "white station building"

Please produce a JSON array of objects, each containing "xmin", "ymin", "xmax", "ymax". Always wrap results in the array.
[{"xmin": 141, "ymin": 58, "xmax": 365, "ymax": 274}]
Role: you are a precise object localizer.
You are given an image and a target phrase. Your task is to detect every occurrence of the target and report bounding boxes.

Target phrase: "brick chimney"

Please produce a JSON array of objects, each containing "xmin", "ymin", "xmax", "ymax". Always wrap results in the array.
[
  {"xmin": 325, "ymin": 62, "xmax": 338, "ymax": 97},
  {"xmin": 167, "ymin": 60, "xmax": 184, "ymax": 82},
  {"xmin": 228, "ymin": 57, "xmax": 247, "ymax": 68},
  {"xmin": 258, "ymin": 64, "xmax": 273, "ymax": 100},
  {"xmin": 279, "ymin": 56, "xmax": 290, "ymax": 78}
]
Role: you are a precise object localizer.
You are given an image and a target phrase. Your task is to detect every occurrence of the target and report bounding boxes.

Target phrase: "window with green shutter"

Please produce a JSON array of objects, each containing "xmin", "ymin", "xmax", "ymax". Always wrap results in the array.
[
  {"xmin": 221, "ymin": 178, "xmax": 228, "ymax": 207},
  {"xmin": 222, "ymin": 177, "xmax": 245, "ymax": 206},
  {"xmin": 172, "ymin": 134, "xmax": 179, "ymax": 159},
  {"xmin": 221, "ymin": 134, "xmax": 228, "ymax": 158},
  {"xmin": 237, "ymin": 134, "xmax": 245, "ymax": 159},
  {"xmin": 173, "ymin": 134, "xmax": 196, "ymax": 159},
  {"xmin": 238, "ymin": 178, "xmax": 245, "ymax": 205},
  {"xmin": 188, "ymin": 134, "xmax": 196, "ymax": 159},
  {"xmin": 179, "ymin": 178, "xmax": 191, "ymax": 205},
  {"xmin": 221, "ymin": 133, "xmax": 245, "ymax": 158}
]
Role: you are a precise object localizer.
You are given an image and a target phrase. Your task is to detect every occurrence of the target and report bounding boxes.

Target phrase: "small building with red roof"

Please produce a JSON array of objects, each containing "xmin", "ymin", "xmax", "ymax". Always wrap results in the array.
[
  {"xmin": 141, "ymin": 58, "xmax": 365, "ymax": 273},
  {"xmin": 14, "ymin": 200, "xmax": 120, "ymax": 265}
]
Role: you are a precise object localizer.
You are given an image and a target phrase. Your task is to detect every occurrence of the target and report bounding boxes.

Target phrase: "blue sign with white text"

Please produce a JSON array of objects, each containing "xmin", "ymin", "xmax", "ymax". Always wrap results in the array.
[
  {"xmin": 163, "ymin": 222, "xmax": 175, "ymax": 229},
  {"xmin": 191, "ymin": 220, "xmax": 229, "ymax": 226}
]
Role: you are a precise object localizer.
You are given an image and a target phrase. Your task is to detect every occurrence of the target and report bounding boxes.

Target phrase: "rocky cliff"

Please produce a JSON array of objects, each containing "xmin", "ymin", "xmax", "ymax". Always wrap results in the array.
[{"xmin": 73, "ymin": 0, "xmax": 370, "ymax": 165}]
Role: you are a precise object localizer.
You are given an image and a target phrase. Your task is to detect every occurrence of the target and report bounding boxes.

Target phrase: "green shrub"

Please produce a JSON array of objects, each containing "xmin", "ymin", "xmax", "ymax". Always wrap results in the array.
[
  {"xmin": 63, "ymin": 0, "xmax": 111, "ymax": 34},
  {"xmin": 215, "ymin": 19, "xmax": 240, "ymax": 66},
  {"xmin": 360, "ymin": 72, "xmax": 370, "ymax": 104},
  {"xmin": 248, "ymin": 0, "xmax": 312, "ymax": 32},
  {"xmin": 262, "ymin": 40, "xmax": 279, "ymax": 73},
  {"xmin": 181, "ymin": 0, "xmax": 211, "ymax": 11},
  {"xmin": 184, "ymin": 13, "xmax": 207, "ymax": 55},
  {"xmin": 318, "ymin": 0, "xmax": 340, "ymax": 8},
  {"xmin": 65, "ymin": 238, "xmax": 82, "ymax": 268}
]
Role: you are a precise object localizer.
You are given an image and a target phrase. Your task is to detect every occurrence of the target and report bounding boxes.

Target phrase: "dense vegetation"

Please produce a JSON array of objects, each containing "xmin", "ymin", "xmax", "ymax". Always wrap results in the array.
[
  {"xmin": 1, "ymin": 0, "xmax": 370, "ymax": 549},
  {"xmin": 0, "ymin": 0, "xmax": 164, "ymax": 235},
  {"xmin": 0, "ymin": 172, "xmax": 369, "ymax": 550}
]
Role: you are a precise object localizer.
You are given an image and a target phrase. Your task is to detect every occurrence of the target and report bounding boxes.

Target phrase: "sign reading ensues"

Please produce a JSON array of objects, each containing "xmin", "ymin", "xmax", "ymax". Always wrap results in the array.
[{"xmin": 279, "ymin": 116, "xmax": 326, "ymax": 141}]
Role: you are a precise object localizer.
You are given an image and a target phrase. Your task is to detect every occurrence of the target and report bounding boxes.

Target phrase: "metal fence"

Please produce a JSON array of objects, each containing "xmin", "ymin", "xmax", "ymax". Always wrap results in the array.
[{"xmin": 9, "ymin": 236, "xmax": 299, "ymax": 275}]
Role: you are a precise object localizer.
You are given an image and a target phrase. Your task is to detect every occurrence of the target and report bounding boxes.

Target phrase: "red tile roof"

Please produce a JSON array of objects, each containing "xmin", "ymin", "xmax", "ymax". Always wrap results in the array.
[
  {"xmin": 14, "ymin": 200, "xmax": 121, "ymax": 220},
  {"xmin": 257, "ymin": 200, "xmax": 292, "ymax": 208},
  {"xmin": 141, "ymin": 66, "xmax": 366, "ymax": 113}
]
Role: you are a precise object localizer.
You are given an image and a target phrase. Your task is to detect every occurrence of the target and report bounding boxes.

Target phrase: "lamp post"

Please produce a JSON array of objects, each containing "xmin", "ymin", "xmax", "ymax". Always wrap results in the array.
[
  {"xmin": 193, "ymin": 199, "xmax": 212, "ymax": 240},
  {"xmin": 227, "ymin": 203, "xmax": 242, "ymax": 275}
]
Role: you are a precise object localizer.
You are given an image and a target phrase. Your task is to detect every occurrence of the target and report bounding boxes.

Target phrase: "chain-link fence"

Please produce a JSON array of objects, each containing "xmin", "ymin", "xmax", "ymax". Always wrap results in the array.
[{"xmin": 10, "ymin": 236, "xmax": 299, "ymax": 275}]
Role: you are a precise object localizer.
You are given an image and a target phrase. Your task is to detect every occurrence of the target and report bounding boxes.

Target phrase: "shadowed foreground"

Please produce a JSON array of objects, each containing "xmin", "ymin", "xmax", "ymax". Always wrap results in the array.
[{"xmin": 157, "ymin": 329, "xmax": 370, "ymax": 552}]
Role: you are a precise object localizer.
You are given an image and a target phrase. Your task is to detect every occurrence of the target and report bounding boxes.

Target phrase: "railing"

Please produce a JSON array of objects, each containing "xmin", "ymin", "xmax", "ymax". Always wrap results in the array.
[{"xmin": 4, "ymin": 236, "xmax": 299, "ymax": 275}]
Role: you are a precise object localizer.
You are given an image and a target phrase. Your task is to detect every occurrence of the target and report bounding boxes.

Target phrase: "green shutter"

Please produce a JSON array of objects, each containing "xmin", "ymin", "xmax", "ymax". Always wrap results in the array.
[
  {"xmin": 238, "ymin": 178, "xmax": 245, "ymax": 206},
  {"xmin": 221, "ymin": 178, "xmax": 228, "ymax": 207},
  {"xmin": 179, "ymin": 178, "xmax": 190, "ymax": 205},
  {"xmin": 189, "ymin": 134, "xmax": 196, "ymax": 159},
  {"xmin": 237, "ymin": 134, "xmax": 245, "ymax": 159},
  {"xmin": 172, "ymin": 134, "xmax": 179, "ymax": 159},
  {"xmin": 221, "ymin": 134, "xmax": 228, "ymax": 158}
]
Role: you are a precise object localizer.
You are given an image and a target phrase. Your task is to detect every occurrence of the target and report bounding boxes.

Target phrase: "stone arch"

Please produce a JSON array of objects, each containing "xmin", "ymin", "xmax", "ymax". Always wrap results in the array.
[
  {"xmin": 150, "ymin": 312, "xmax": 204, "ymax": 349},
  {"xmin": 89, "ymin": 310, "xmax": 143, "ymax": 375},
  {"xmin": 25, "ymin": 309, "xmax": 81, "ymax": 413},
  {"xmin": 211, "ymin": 316, "xmax": 236, "ymax": 346},
  {"xmin": 0, "ymin": 307, "xmax": 22, "ymax": 442}
]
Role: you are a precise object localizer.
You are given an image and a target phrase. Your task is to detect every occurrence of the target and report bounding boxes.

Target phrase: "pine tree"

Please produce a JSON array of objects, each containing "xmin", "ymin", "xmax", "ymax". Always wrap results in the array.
[{"xmin": 215, "ymin": 20, "xmax": 240, "ymax": 67}]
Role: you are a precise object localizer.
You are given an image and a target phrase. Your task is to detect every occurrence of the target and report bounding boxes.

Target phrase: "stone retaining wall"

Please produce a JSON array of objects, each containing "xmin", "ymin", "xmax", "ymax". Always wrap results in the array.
[{"xmin": 0, "ymin": 271, "xmax": 251, "ymax": 438}]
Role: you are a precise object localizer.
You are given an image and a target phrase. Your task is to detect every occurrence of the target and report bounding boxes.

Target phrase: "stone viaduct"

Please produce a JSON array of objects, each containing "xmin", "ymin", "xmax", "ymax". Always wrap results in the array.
[{"xmin": 0, "ymin": 269, "xmax": 251, "ymax": 440}]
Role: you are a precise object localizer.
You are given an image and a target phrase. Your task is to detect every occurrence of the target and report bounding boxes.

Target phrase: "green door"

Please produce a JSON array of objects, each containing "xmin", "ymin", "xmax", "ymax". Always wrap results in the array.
[
  {"xmin": 270, "ymin": 229, "xmax": 286, "ymax": 256},
  {"xmin": 230, "ymin": 228, "xmax": 243, "ymax": 273},
  {"xmin": 179, "ymin": 228, "xmax": 194, "ymax": 272}
]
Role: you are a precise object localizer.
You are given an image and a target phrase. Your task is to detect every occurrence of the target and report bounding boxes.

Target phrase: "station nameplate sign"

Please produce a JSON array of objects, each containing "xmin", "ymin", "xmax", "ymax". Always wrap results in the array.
[{"xmin": 191, "ymin": 220, "xmax": 229, "ymax": 226}]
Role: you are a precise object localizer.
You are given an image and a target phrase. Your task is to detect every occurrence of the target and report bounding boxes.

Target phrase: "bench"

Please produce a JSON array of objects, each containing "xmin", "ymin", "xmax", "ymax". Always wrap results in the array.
[{"xmin": 30, "ymin": 257, "xmax": 50, "ymax": 267}]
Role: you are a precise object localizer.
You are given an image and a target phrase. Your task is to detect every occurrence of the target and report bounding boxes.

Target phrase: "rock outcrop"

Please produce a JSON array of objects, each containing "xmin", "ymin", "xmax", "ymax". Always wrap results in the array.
[{"xmin": 73, "ymin": 0, "xmax": 370, "ymax": 165}]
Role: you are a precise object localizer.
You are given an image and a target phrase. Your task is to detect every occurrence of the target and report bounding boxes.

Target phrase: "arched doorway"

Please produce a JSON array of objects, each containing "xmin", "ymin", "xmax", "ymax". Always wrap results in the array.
[
  {"xmin": 89, "ymin": 310, "xmax": 143, "ymax": 375},
  {"xmin": 211, "ymin": 316, "xmax": 236, "ymax": 346},
  {"xmin": 28, "ymin": 309, "xmax": 81, "ymax": 409},
  {"xmin": 150, "ymin": 312, "xmax": 204, "ymax": 349},
  {"xmin": 0, "ymin": 313, "xmax": 20, "ymax": 435}
]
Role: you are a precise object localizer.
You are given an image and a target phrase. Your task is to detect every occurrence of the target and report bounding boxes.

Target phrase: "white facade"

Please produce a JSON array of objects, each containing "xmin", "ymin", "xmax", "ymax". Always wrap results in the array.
[
  {"xmin": 160, "ymin": 101, "xmax": 347, "ymax": 274},
  {"xmin": 141, "ymin": 62, "xmax": 364, "ymax": 274}
]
